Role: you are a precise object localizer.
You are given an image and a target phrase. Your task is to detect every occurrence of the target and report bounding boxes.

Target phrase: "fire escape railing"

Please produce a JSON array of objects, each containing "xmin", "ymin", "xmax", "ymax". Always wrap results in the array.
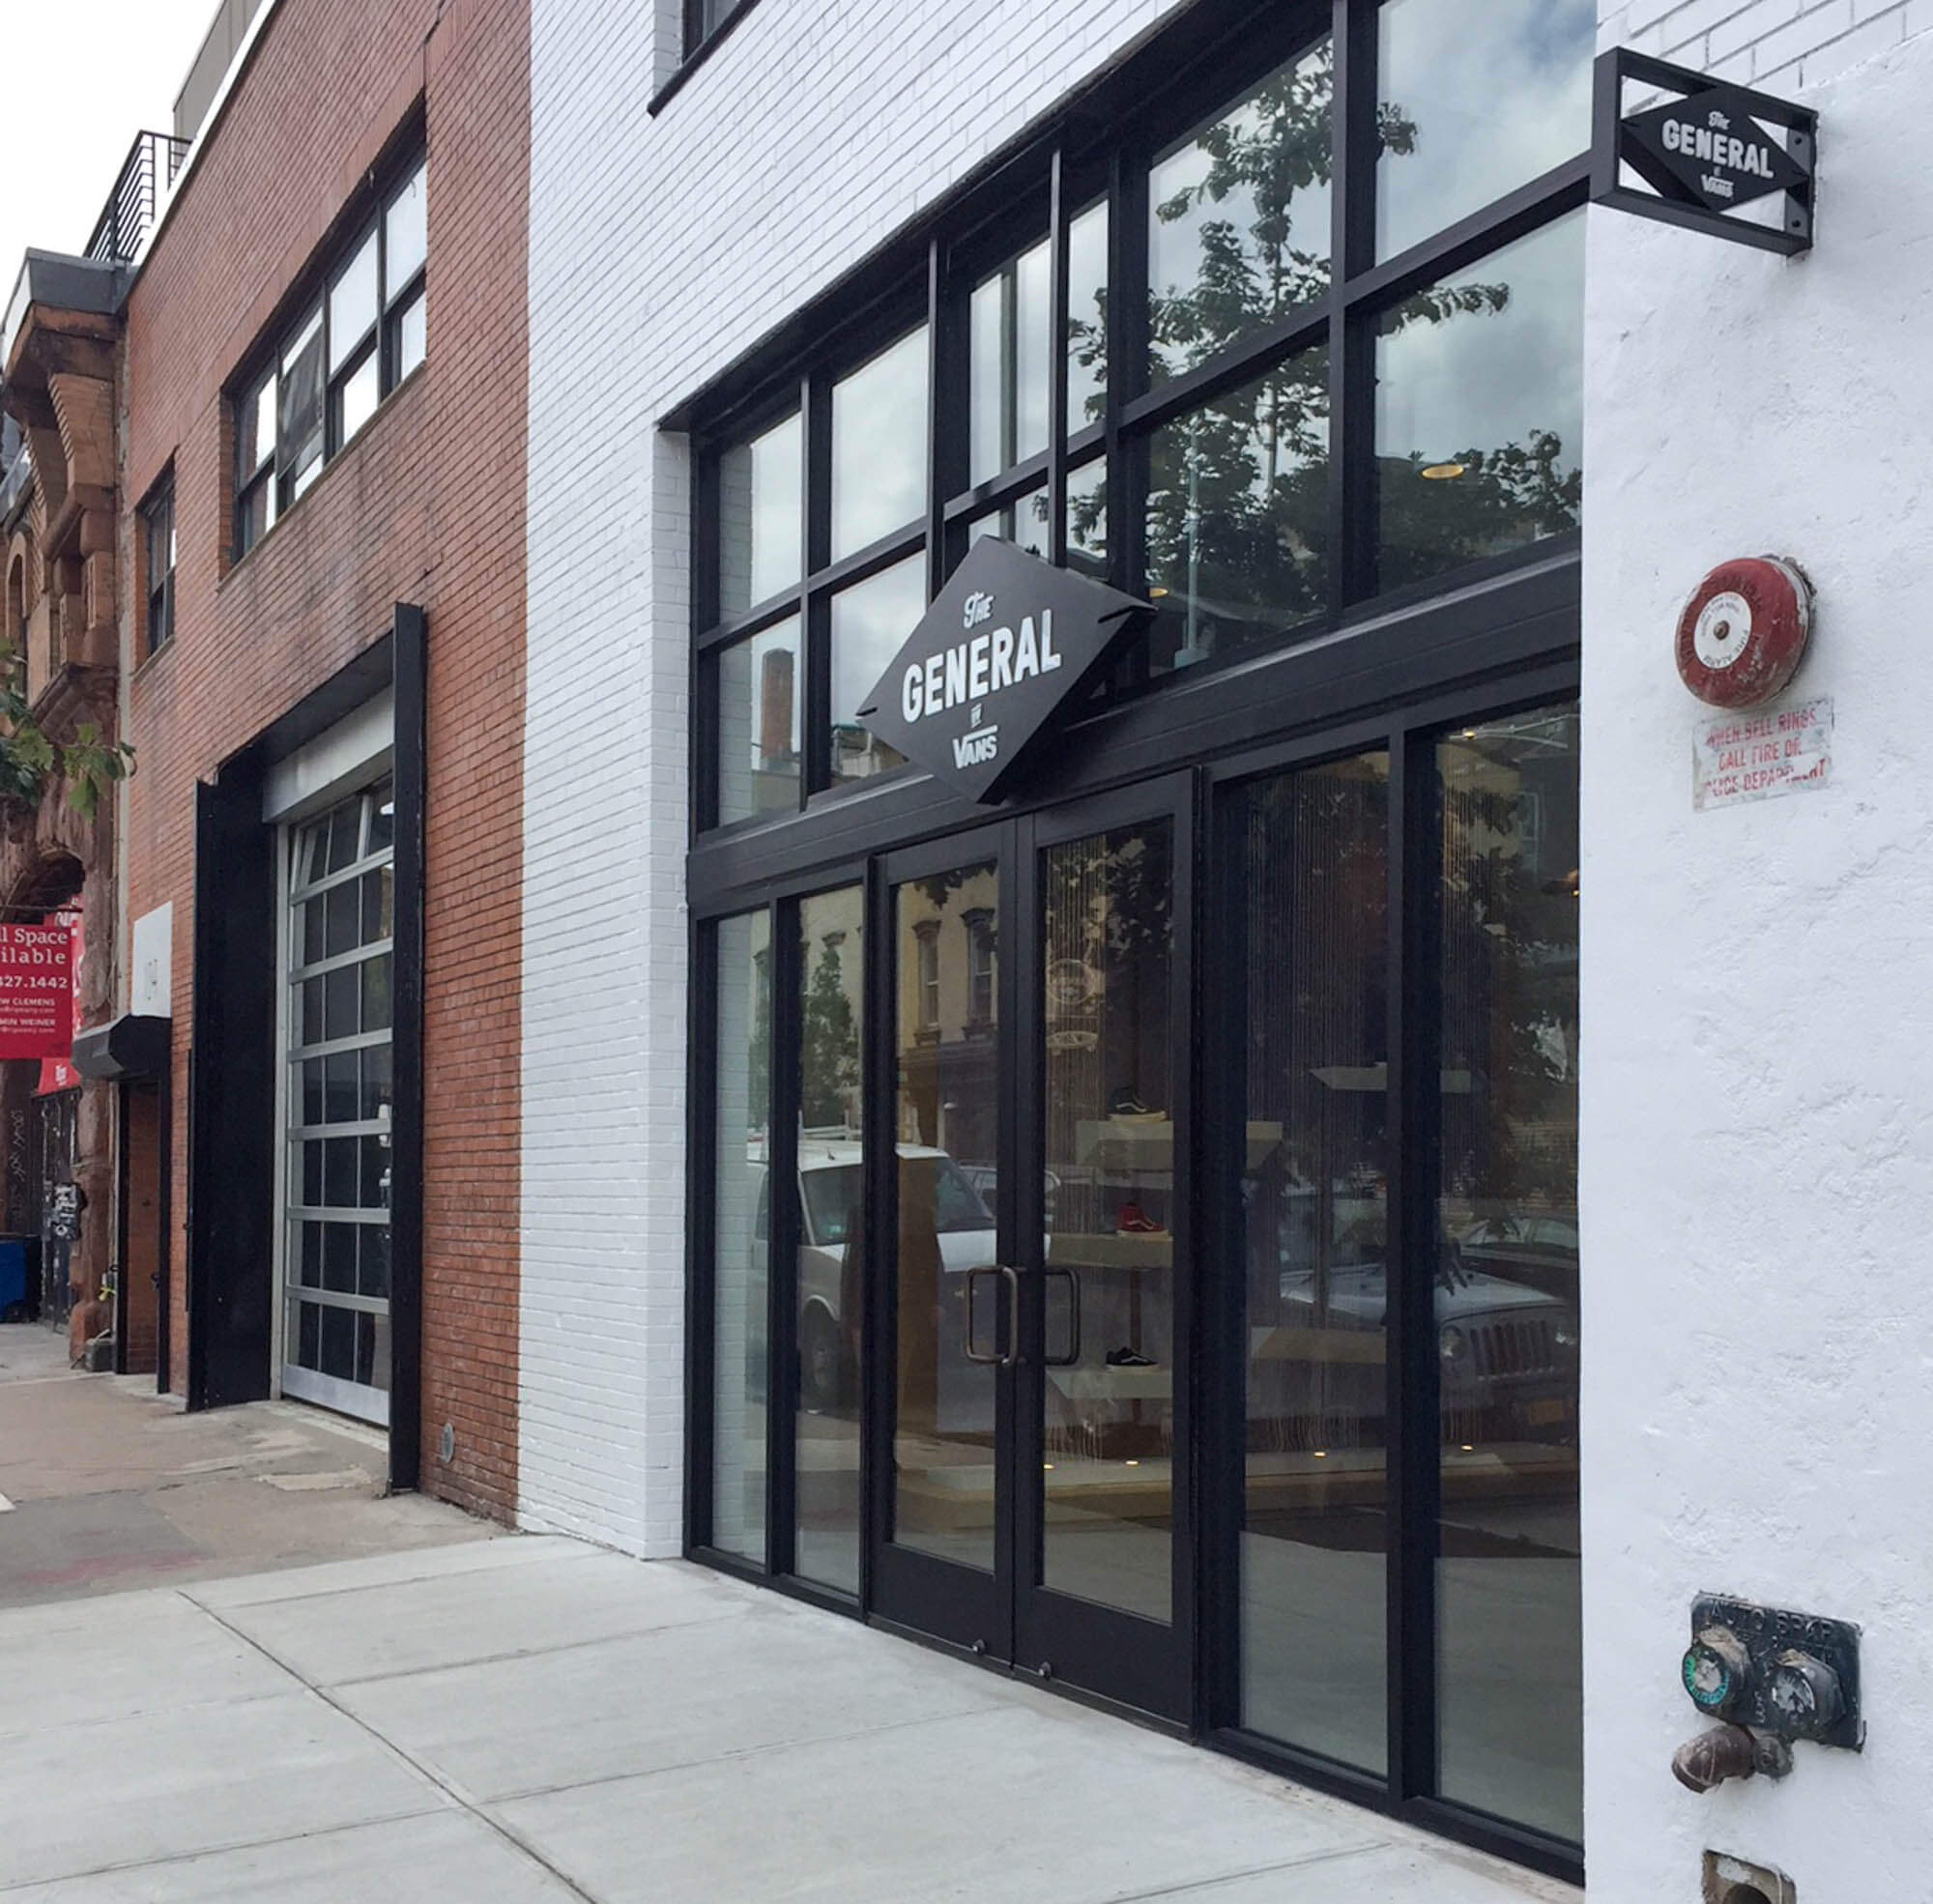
[{"xmin": 84, "ymin": 131, "xmax": 192, "ymax": 268}]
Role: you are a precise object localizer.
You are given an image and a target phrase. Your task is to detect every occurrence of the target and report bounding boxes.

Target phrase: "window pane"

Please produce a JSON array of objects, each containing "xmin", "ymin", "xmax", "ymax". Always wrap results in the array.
[
  {"xmin": 386, "ymin": 161, "xmax": 427, "ymax": 292},
  {"xmin": 237, "ymin": 370, "xmax": 276, "ymax": 477},
  {"xmin": 1067, "ymin": 198, "xmax": 1108, "ymax": 436},
  {"xmin": 391, "ymin": 290, "xmax": 427, "ymax": 384},
  {"xmin": 968, "ymin": 238, "xmax": 1050, "ymax": 484},
  {"xmin": 711, "ymin": 910, "xmax": 770, "ymax": 1564},
  {"xmin": 1377, "ymin": 0, "xmax": 1594, "ymax": 260},
  {"xmin": 337, "ymin": 350, "xmax": 381, "ymax": 444},
  {"xmin": 1148, "ymin": 38, "xmax": 1332, "ymax": 386},
  {"xmin": 695, "ymin": 0, "xmax": 748, "ymax": 43},
  {"xmin": 828, "ymin": 553, "xmax": 923, "ymax": 785},
  {"xmin": 795, "ymin": 888, "xmax": 864, "ymax": 1595},
  {"xmin": 279, "ymin": 307, "xmax": 326, "ymax": 482},
  {"xmin": 1238, "ymin": 750, "xmax": 1390, "ymax": 1775},
  {"xmin": 964, "ymin": 484, "xmax": 1048, "ymax": 566},
  {"xmin": 330, "ymin": 228, "xmax": 380, "ymax": 371},
  {"xmin": 1066, "ymin": 456, "xmax": 1107, "ymax": 582},
  {"xmin": 1375, "ymin": 212, "xmax": 1582, "ymax": 593},
  {"xmin": 715, "ymin": 616, "xmax": 801, "ymax": 825},
  {"xmin": 718, "ymin": 412, "xmax": 801, "ymax": 619},
  {"xmin": 831, "ymin": 328, "xmax": 927, "ymax": 559},
  {"xmin": 1434, "ymin": 703, "xmax": 1581, "ymax": 1843},
  {"xmin": 1144, "ymin": 341, "xmax": 1328, "ymax": 673},
  {"xmin": 239, "ymin": 475, "xmax": 275, "ymax": 553}
]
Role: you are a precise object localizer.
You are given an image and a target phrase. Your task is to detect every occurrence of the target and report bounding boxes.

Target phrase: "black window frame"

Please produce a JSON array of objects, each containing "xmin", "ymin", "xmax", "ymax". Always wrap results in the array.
[
  {"xmin": 231, "ymin": 147, "xmax": 428, "ymax": 563},
  {"xmin": 139, "ymin": 468, "xmax": 176, "ymax": 660},
  {"xmin": 688, "ymin": 0, "xmax": 1589, "ymax": 838}
]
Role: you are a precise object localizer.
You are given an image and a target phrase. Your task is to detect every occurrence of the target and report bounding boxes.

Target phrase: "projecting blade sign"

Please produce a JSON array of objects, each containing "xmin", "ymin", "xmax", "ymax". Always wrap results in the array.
[
  {"xmin": 854, "ymin": 538, "xmax": 1152, "ymax": 803},
  {"xmin": 1593, "ymin": 48, "xmax": 1816, "ymax": 255}
]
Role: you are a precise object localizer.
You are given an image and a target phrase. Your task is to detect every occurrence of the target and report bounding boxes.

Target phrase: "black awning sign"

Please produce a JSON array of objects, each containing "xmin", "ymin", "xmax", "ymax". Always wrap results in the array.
[
  {"xmin": 1593, "ymin": 48, "xmax": 1816, "ymax": 256},
  {"xmin": 854, "ymin": 538, "xmax": 1151, "ymax": 804}
]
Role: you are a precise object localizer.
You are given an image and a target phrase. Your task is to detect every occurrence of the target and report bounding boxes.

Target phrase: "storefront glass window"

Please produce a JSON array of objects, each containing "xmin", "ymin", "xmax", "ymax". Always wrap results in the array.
[
  {"xmin": 970, "ymin": 240, "xmax": 1051, "ymax": 486},
  {"xmin": 831, "ymin": 327, "xmax": 928, "ymax": 559},
  {"xmin": 1144, "ymin": 342, "xmax": 1328, "ymax": 672},
  {"xmin": 795, "ymin": 889, "xmax": 866, "ymax": 1595},
  {"xmin": 1433, "ymin": 702, "xmax": 1581, "ymax": 1842},
  {"xmin": 828, "ymin": 554, "xmax": 924, "ymax": 785},
  {"xmin": 715, "ymin": 616, "xmax": 801, "ymax": 824},
  {"xmin": 719, "ymin": 411, "xmax": 802, "ymax": 619},
  {"xmin": 1238, "ymin": 749, "xmax": 1390, "ymax": 1774},
  {"xmin": 1067, "ymin": 199, "xmax": 1108, "ymax": 435},
  {"xmin": 1375, "ymin": 211, "xmax": 1583, "ymax": 593},
  {"xmin": 1376, "ymin": 0, "xmax": 1595, "ymax": 261},
  {"xmin": 1148, "ymin": 37, "xmax": 1332, "ymax": 387},
  {"xmin": 710, "ymin": 910, "xmax": 770, "ymax": 1565}
]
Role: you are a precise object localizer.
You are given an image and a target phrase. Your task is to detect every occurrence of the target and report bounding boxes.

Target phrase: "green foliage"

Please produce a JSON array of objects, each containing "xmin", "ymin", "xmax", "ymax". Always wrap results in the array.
[
  {"xmin": 0, "ymin": 649, "xmax": 135, "ymax": 821},
  {"xmin": 798, "ymin": 942, "xmax": 858, "ymax": 1127}
]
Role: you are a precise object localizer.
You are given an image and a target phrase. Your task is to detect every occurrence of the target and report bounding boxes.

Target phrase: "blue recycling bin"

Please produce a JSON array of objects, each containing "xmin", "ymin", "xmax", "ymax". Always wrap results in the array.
[{"xmin": 0, "ymin": 1234, "xmax": 35, "ymax": 1320}]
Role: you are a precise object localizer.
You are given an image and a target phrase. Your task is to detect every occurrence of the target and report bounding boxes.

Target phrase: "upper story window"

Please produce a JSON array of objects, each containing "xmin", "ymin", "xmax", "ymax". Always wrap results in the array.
[
  {"xmin": 692, "ymin": 0, "xmax": 1593, "ymax": 831},
  {"xmin": 233, "ymin": 153, "xmax": 427, "ymax": 561},
  {"xmin": 685, "ymin": 0, "xmax": 753, "ymax": 61},
  {"xmin": 140, "ymin": 472, "xmax": 176, "ymax": 659}
]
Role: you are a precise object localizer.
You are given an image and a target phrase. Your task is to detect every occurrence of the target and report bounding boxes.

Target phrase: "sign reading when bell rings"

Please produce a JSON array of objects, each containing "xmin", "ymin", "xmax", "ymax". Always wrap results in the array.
[
  {"xmin": 1592, "ymin": 48, "xmax": 1816, "ymax": 255},
  {"xmin": 0, "ymin": 922, "xmax": 74, "ymax": 1061}
]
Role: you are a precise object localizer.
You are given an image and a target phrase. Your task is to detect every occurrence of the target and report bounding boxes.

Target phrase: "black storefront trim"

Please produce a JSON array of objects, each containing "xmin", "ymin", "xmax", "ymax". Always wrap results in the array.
[
  {"xmin": 689, "ymin": 550, "xmax": 1578, "ymax": 909},
  {"xmin": 388, "ymin": 602, "xmax": 427, "ymax": 1490}
]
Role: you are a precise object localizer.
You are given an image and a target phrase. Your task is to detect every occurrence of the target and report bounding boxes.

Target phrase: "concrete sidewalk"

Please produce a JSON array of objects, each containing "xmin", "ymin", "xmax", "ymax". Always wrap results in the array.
[
  {"xmin": 0, "ymin": 1536, "xmax": 1581, "ymax": 1902},
  {"xmin": 0, "ymin": 1322, "xmax": 493, "ymax": 1606}
]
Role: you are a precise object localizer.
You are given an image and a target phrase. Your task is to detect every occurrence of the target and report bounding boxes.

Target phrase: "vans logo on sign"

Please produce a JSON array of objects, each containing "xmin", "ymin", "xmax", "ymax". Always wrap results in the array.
[{"xmin": 953, "ymin": 723, "xmax": 998, "ymax": 768}]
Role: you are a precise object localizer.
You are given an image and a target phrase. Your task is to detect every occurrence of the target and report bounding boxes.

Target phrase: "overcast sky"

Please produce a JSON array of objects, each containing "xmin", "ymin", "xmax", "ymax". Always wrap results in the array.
[{"xmin": 2, "ymin": 0, "xmax": 219, "ymax": 288}]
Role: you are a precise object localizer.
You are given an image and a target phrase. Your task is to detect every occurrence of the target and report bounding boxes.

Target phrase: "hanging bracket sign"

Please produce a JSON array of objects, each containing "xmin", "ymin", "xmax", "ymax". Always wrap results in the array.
[
  {"xmin": 1592, "ymin": 48, "xmax": 1816, "ymax": 255},
  {"xmin": 854, "ymin": 538, "xmax": 1152, "ymax": 804}
]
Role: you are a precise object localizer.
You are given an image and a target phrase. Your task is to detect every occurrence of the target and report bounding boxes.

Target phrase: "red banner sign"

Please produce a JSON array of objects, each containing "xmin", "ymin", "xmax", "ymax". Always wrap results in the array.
[{"xmin": 0, "ymin": 918, "xmax": 74, "ymax": 1063}]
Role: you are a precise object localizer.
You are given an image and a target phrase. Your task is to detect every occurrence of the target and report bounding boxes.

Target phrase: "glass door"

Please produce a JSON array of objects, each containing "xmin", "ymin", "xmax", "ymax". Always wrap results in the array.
[
  {"xmin": 870, "ymin": 827, "xmax": 1016, "ymax": 1658},
  {"xmin": 1011, "ymin": 780, "xmax": 1193, "ymax": 1719},
  {"xmin": 868, "ymin": 778, "xmax": 1194, "ymax": 1722}
]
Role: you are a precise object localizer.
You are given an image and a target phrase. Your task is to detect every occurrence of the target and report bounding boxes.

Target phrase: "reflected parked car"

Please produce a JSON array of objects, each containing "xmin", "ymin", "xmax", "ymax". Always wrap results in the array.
[
  {"xmin": 749, "ymin": 1139, "xmax": 997, "ymax": 1408},
  {"xmin": 1267, "ymin": 1252, "xmax": 1578, "ymax": 1438},
  {"xmin": 1457, "ymin": 1211, "xmax": 1579, "ymax": 1301}
]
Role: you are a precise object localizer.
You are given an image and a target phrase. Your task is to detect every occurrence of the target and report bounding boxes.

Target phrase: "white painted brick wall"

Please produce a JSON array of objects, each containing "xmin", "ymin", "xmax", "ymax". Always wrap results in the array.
[
  {"xmin": 1601, "ymin": 0, "xmax": 1931, "ymax": 88},
  {"xmin": 521, "ymin": 0, "xmax": 1192, "ymax": 1553}
]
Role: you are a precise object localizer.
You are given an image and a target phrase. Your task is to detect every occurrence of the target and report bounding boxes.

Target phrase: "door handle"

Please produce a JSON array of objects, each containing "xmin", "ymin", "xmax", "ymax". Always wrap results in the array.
[
  {"xmin": 995, "ymin": 1265, "xmax": 1021, "ymax": 1369},
  {"xmin": 1044, "ymin": 1264, "xmax": 1082, "ymax": 1368},
  {"xmin": 964, "ymin": 1266, "xmax": 1001, "ymax": 1364},
  {"xmin": 965, "ymin": 1265, "xmax": 1023, "ymax": 1367}
]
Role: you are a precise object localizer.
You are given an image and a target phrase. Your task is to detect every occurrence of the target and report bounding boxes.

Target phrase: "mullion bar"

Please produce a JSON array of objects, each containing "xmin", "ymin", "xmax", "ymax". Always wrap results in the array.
[
  {"xmin": 1384, "ymin": 721, "xmax": 1441, "ymax": 1803},
  {"xmin": 1047, "ymin": 147, "xmax": 1070, "ymax": 567},
  {"xmin": 767, "ymin": 894, "xmax": 803, "ymax": 1575},
  {"xmin": 924, "ymin": 237, "xmax": 947, "ymax": 604},
  {"xmin": 1329, "ymin": 0, "xmax": 1378, "ymax": 616},
  {"xmin": 802, "ymin": 371, "xmax": 832, "ymax": 797}
]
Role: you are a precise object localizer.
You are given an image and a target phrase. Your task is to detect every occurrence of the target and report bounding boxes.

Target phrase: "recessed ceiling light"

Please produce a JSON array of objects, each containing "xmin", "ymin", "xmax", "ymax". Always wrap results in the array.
[{"xmin": 1421, "ymin": 461, "xmax": 1467, "ymax": 480}]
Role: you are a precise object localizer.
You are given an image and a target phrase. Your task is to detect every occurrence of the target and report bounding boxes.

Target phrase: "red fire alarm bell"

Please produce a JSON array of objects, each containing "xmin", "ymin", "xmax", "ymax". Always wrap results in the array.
[{"xmin": 1675, "ymin": 556, "xmax": 1813, "ymax": 707}]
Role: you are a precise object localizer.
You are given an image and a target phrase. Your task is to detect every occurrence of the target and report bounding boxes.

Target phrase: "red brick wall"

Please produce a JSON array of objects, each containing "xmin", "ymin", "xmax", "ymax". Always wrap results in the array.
[{"xmin": 121, "ymin": 0, "xmax": 529, "ymax": 1519}]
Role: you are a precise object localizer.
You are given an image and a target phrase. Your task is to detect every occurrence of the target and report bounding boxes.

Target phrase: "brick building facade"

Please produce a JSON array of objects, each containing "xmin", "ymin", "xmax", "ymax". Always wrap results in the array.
[{"xmin": 2, "ymin": 0, "xmax": 529, "ymax": 1514}]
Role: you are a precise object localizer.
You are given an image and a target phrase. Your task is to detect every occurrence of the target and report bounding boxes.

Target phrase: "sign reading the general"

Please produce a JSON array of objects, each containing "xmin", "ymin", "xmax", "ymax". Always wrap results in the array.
[
  {"xmin": 0, "ymin": 921, "xmax": 73, "ymax": 1061},
  {"xmin": 855, "ymin": 538, "xmax": 1151, "ymax": 804},
  {"xmin": 1593, "ymin": 48, "xmax": 1816, "ymax": 256}
]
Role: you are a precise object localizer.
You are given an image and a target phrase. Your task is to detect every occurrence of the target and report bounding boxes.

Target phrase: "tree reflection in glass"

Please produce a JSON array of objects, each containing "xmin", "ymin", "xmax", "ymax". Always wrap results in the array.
[
  {"xmin": 1147, "ymin": 39, "xmax": 1334, "ymax": 385},
  {"xmin": 1376, "ymin": 212, "xmax": 1583, "ymax": 591},
  {"xmin": 1143, "ymin": 345, "xmax": 1328, "ymax": 672}
]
